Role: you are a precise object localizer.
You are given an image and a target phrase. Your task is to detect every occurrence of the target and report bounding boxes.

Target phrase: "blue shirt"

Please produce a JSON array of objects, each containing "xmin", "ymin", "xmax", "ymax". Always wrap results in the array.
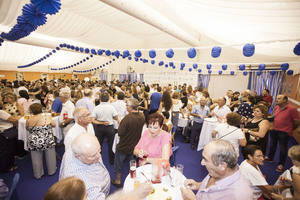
[
  {"xmin": 59, "ymin": 151, "xmax": 110, "ymax": 200},
  {"xmin": 192, "ymin": 105, "xmax": 210, "ymax": 124},
  {"xmin": 150, "ymin": 92, "xmax": 162, "ymax": 111},
  {"xmin": 51, "ymin": 97, "xmax": 62, "ymax": 113}
]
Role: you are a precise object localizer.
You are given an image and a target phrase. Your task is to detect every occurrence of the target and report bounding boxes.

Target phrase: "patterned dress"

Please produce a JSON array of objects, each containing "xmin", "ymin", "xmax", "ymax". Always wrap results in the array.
[{"xmin": 28, "ymin": 124, "xmax": 55, "ymax": 151}]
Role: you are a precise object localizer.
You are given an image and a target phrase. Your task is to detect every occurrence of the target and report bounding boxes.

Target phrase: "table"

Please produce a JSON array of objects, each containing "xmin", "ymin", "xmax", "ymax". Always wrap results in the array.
[
  {"xmin": 123, "ymin": 164, "xmax": 186, "ymax": 200},
  {"xmin": 197, "ymin": 118, "xmax": 218, "ymax": 151},
  {"xmin": 18, "ymin": 114, "xmax": 62, "ymax": 151}
]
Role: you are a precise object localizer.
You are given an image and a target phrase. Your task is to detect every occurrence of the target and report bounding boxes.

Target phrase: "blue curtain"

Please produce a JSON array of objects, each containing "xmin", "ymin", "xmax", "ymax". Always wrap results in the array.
[
  {"xmin": 248, "ymin": 71, "xmax": 284, "ymax": 108},
  {"xmin": 99, "ymin": 72, "xmax": 107, "ymax": 81},
  {"xmin": 127, "ymin": 72, "xmax": 137, "ymax": 83},
  {"xmin": 197, "ymin": 74, "xmax": 211, "ymax": 88},
  {"xmin": 119, "ymin": 74, "xmax": 127, "ymax": 82},
  {"xmin": 139, "ymin": 74, "xmax": 144, "ymax": 83}
]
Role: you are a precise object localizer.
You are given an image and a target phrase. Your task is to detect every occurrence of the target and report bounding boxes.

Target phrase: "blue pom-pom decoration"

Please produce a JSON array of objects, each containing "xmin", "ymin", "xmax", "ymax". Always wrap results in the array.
[
  {"xmin": 181, "ymin": 63, "xmax": 185, "ymax": 68},
  {"xmin": 22, "ymin": 3, "xmax": 47, "ymax": 26},
  {"xmin": 218, "ymin": 70, "xmax": 222, "ymax": 75},
  {"xmin": 123, "ymin": 50, "xmax": 130, "ymax": 58},
  {"xmin": 222, "ymin": 64, "xmax": 227, "ymax": 70},
  {"xmin": 97, "ymin": 49, "xmax": 103, "ymax": 55},
  {"xmin": 169, "ymin": 62, "xmax": 174, "ymax": 66},
  {"xmin": 91, "ymin": 49, "xmax": 96, "ymax": 55},
  {"xmin": 85, "ymin": 48, "xmax": 90, "ymax": 53},
  {"xmin": 287, "ymin": 70, "xmax": 294, "ymax": 75},
  {"xmin": 80, "ymin": 47, "xmax": 84, "ymax": 53},
  {"xmin": 105, "ymin": 50, "xmax": 111, "ymax": 56},
  {"xmin": 166, "ymin": 49, "xmax": 174, "ymax": 58},
  {"xmin": 239, "ymin": 64, "xmax": 246, "ymax": 71},
  {"xmin": 198, "ymin": 69, "xmax": 202, "ymax": 73},
  {"xmin": 206, "ymin": 64, "xmax": 212, "ymax": 70},
  {"xmin": 258, "ymin": 64, "xmax": 265, "ymax": 71},
  {"xmin": 113, "ymin": 50, "xmax": 120, "ymax": 58},
  {"xmin": 243, "ymin": 43, "xmax": 255, "ymax": 57},
  {"xmin": 243, "ymin": 71, "xmax": 248, "ymax": 76},
  {"xmin": 151, "ymin": 60, "xmax": 155, "ymax": 65},
  {"xmin": 208, "ymin": 70, "xmax": 212, "ymax": 74},
  {"xmin": 187, "ymin": 48, "xmax": 197, "ymax": 58},
  {"xmin": 281, "ymin": 63, "xmax": 289, "ymax": 71},
  {"xmin": 128, "ymin": 56, "xmax": 132, "ymax": 60},
  {"xmin": 211, "ymin": 46, "xmax": 222, "ymax": 58},
  {"xmin": 165, "ymin": 64, "xmax": 168, "ymax": 68},
  {"xmin": 270, "ymin": 71, "xmax": 276, "ymax": 76},
  {"xmin": 193, "ymin": 64, "xmax": 198, "ymax": 69},
  {"xmin": 149, "ymin": 50, "xmax": 156, "ymax": 58},
  {"xmin": 230, "ymin": 71, "xmax": 235, "ymax": 75},
  {"xmin": 189, "ymin": 68, "xmax": 192, "ymax": 72},
  {"xmin": 159, "ymin": 61, "xmax": 164, "ymax": 66},
  {"xmin": 134, "ymin": 50, "xmax": 142, "ymax": 58},
  {"xmin": 294, "ymin": 42, "xmax": 300, "ymax": 56},
  {"xmin": 134, "ymin": 57, "xmax": 138, "ymax": 61},
  {"xmin": 31, "ymin": 0, "xmax": 61, "ymax": 15},
  {"xmin": 75, "ymin": 47, "xmax": 79, "ymax": 51}
]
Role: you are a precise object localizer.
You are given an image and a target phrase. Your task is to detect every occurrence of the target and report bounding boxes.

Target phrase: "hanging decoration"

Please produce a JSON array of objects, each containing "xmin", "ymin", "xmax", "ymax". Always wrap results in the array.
[
  {"xmin": 134, "ymin": 50, "xmax": 142, "ymax": 58},
  {"xmin": 280, "ymin": 63, "xmax": 289, "ymax": 71},
  {"xmin": 0, "ymin": 38, "xmax": 3, "ymax": 46},
  {"xmin": 187, "ymin": 48, "xmax": 197, "ymax": 58},
  {"xmin": 222, "ymin": 64, "xmax": 227, "ymax": 70},
  {"xmin": 51, "ymin": 55, "xmax": 93, "ymax": 71},
  {"xmin": 294, "ymin": 42, "xmax": 300, "ymax": 56},
  {"xmin": 258, "ymin": 64, "xmax": 266, "ymax": 70},
  {"xmin": 73, "ymin": 58, "xmax": 116, "ymax": 73},
  {"xmin": 206, "ymin": 64, "xmax": 212, "ymax": 70},
  {"xmin": 193, "ymin": 63, "xmax": 198, "ymax": 69},
  {"xmin": 149, "ymin": 50, "xmax": 156, "ymax": 58},
  {"xmin": 169, "ymin": 62, "xmax": 174, "ymax": 66},
  {"xmin": 270, "ymin": 71, "xmax": 276, "ymax": 76},
  {"xmin": 1, "ymin": 0, "xmax": 61, "ymax": 41},
  {"xmin": 257, "ymin": 71, "xmax": 262, "ymax": 76},
  {"xmin": 287, "ymin": 70, "xmax": 294, "ymax": 75},
  {"xmin": 230, "ymin": 71, "xmax": 235, "ymax": 75},
  {"xmin": 208, "ymin": 70, "xmax": 212, "ymax": 74},
  {"xmin": 188, "ymin": 68, "xmax": 192, "ymax": 72},
  {"xmin": 243, "ymin": 71, "xmax": 248, "ymax": 76},
  {"xmin": 211, "ymin": 46, "xmax": 222, "ymax": 58},
  {"xmin": 159, "ymin": 61, "xmax": 164, "ymax": 66},
  {"xmin": 239, "ymin": 64, "xmax": 246, "ymax": 71},
  {"xmin": 166, "ymin": 49, "xmax": 174, "ymax": 58},
  {"xmin": 218, "ymin": 70, "xmax": 222, "ymax": 75},
  {"xmin": 151, "ymin": 60, "xmax": 155, "ymax": 64},
  {"xmin": 243, "ymin": 43, "xmax": 255, "ymax": 57},
  {"xmin": 198, "ymin": 69, "xmax": 202, "ymax": 73}
]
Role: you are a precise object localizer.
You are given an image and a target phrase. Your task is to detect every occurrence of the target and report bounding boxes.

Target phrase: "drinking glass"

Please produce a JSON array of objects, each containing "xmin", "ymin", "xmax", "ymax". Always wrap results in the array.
[{"xmin": 129, "ymin": 160, "xmax": 137, "ymax": 179}]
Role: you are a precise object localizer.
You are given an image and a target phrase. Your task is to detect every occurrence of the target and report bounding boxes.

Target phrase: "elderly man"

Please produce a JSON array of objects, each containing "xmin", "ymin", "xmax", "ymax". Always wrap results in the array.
[
  {"xmin": 64, "ymin": 107, "xmax": 95, "ymax": 151},
  {"xmin": 111, "ymin": 98, "xmax": 145, "ymax": 187},
  {"xmin": 59, "ymin": 89, "xmax": 75, "ymax": 136},
  {"xmin": 75, "ymin": 89, "xmax": 95, "ymax": 114},
  {"xmin": 111, "ymin": 91, "xmax": 127, "ymax": 132},
  {"xmin": 92, "ymin": 92, "xmax": 119, "ymax": 165},
  {"xmin": 266, "ymin": 95, "xmax": 300, "ymax": 172},
  {"xmin": 190, "ymin": 97, "xmax": 210, "ymax": 150},
  {"xmin": 180, "ymin": 140, "xmax": 253, "ymax": 200},
  {"xmin": 59, "ymin": 134, "xmax": 110, "ymax": 200},
  {"xmin": 211, "ymin": 97, "xmax": 231, "ymax": 122}
]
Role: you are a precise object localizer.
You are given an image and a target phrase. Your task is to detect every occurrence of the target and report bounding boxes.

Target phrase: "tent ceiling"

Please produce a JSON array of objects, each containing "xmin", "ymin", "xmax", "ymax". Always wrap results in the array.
[{"xmin": 0, "ymin": 0, "xmax": 299, "ymax": 73}]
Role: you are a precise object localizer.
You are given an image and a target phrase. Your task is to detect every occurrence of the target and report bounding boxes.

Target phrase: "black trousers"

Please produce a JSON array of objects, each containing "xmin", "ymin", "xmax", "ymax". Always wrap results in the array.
[
  {"xmin": 94, "ymin": 124, "xmax": 115, "ymax": 164},
  {"xmin": 190, "ymin": 122, "xmax": 203, "ymax": 146},
  {"xmin": 0, "ymin": 127, "xmax": 17, "ymax": 171},
  {"xmin": 268, "ymin": 130, "xmax": 290, "ymax": 166}
]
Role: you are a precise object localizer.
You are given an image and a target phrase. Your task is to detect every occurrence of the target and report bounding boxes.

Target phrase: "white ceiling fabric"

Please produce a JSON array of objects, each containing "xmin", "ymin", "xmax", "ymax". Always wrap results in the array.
[{"xmin": 0, "ymin": 0, "xmax": 299, "ymax": 74}]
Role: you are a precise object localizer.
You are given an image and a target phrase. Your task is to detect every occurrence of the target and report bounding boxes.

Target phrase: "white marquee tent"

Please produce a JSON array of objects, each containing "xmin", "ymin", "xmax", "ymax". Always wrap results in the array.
[{"xmin": 0, "ymin": 0, "xmax": 300, "ymax": 78}]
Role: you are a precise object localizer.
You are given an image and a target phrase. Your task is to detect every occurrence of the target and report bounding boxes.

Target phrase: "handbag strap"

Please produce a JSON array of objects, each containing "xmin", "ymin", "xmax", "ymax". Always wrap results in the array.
[{"xmin": 217, "ymin": 128, "xmax": 239, "ymax": 140}]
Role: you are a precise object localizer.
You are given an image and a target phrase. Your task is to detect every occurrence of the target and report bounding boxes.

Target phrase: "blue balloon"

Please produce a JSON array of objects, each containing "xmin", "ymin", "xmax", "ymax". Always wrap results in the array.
[
  {"xmin": 218, "ymin": 70, "xmax": 222, "ymax": 75},
  {"xmin": 149, "ymin": 50, "xmax": 156, "ymax": 58},
  {"xmin": 193, "ymin": 64, "xmax": 198, "ymax": 69},
  {"xmin": 211, "ymin": 46, "xmax": 222, "ymax": 58},
  {"xmin": 206, "ymin": 64, "xmax": 212, "ymax": 70},
  {"xmin": 97, "ymin": 49, "xmax": 103, "ymax": 55},
  {"xmin": 151, "ymin": 60, "xmax": 155, "ymax": 65},
  {"xmin": 198, "ymin": 69, "xmax": 202, "ymax": 73},
  {"xmin": 243, "ymin": 44, "xmax": 255, "ymax": 57},
  {"xmin": 105, "ymin": 50, "xmax": 111, "ymax": 56},
  {"xmin": 287, "ymin": 70, "xmax": 294, "ymax": 75},
  {"xmin": 239, "ymin": 64, "xmax": 246, "ymax": 71},
  {"xmin": 169, "ymin": 62, "xmax": 174, "ymax": 66},
  {"xmin": 79, "ymin": 47, "xmax": 84, "ymax": 52},
  {"xmin": 258, "ymin": 64, "xmax": 265, "ymax": 71},
  {"xmin": 70, "ymin": 45, "xmax": 75, "ymax": 50},
  {"xmin": 128, "ymin": 56, "xmax": 132, "ymax": 60},
  {"xmin": 159, "ymin": 61, "xmax": 164, "ymax": 66},
  {"xmin": 189, "ymin": 68, "xmax": 192, "ymax": 72},
  {"xmin": 113, "ymin": 50, "xmax": 120, "ymax": 58},
  {"xmin": 135, "ymin": 57, "xmax": 138, "ymax": 61},
  {"xmin": 230, "ymin": 71, "xmax": 235, "ymax": 75},
  {"xmin": 222, "ymin": 64, "xmax": 227, "ymax": 70},
  {"xmin": 181, "ymin": 63, "xmax": 185, "ymax": 68},
  {"xmin": 123, "ymin": 50, "xmax": 130, "ymax": 57},
  {"xmin": 85, "ymin": 48, "xmax": 90, "ymax": 53},
  {"xmin": 243, "ymin": 71, "xmax": 248, "ymax": 76},
  {"xmin": 280, "ymin": 63, "xmax": 289, "ymax": 71},
  {"xmin": 294, "ymin": 42, "xmax": 300, "ymax": 55},
  {"xmin": 166, "ymin": 49, "xmax": 174, "ymax": 58},
  {"xmin": 91, "ymin": 49, "xmax": 96, "ymax": 54},
  {"xmin": 165, "ymin": 64, "xmax": 168, "ymax": 68},
  {"xmin": 134, "ymin": 50, "xmax": 142, "ymax": 58},
  {"xmin": 187, "ymin": 48, "xmax": 196, "ymax": 58}
]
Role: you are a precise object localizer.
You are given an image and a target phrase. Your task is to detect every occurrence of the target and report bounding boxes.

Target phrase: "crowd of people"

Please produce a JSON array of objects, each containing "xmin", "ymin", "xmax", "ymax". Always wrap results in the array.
[{"xmin": 0, "ymin": 78, "xmax": 299, "ymax": 200}]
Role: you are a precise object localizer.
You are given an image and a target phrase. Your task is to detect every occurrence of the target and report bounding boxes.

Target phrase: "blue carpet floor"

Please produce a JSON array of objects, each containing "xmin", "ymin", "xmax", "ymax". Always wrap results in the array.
[{"xmin": 0, "ymin": 133, "xmax": 297, "ymax": 200}]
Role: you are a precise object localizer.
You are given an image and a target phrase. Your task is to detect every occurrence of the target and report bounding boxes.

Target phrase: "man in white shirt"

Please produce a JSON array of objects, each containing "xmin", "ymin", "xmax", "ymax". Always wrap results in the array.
[
  {"xmin": 59, "ymin": 90, "xmax": 75, "ymax": 137},
  {"xmin": 92, "ymin": 92, "xmax": 118, "ymax": 165},
  {"xmin": 240, "ymin": 145, "xmax": 288, "ymax": 200},
  {"xmin": 225, "ymin": 90, "xmax": 233, "ymax": 106},
  {"xmin": 64, "ymin": 107, "xmax": 95, "ymax": 151},
  {"xmin": 75, "ymin": 89, "xmax": 95, "ymax": 114},
  {"xmin": 111, "ymin": 92, "xmax": 127, "ymax": 131},
  {"xmin": 211, "ymin": 97, "xmax": 231, "ymax": 122}
]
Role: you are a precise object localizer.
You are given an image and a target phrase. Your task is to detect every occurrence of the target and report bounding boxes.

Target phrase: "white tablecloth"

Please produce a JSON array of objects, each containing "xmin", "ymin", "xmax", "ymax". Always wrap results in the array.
[
  {"xmin": 123, "ymin": 164, "xmax": 186, "ymax": 200},
  {"xmin": 197, "ymin": 118, "xmax": 218, "ymax": 151},
  {"xmin": 18, "ymin": 114, "xmax": 62, "ymax": 151}
]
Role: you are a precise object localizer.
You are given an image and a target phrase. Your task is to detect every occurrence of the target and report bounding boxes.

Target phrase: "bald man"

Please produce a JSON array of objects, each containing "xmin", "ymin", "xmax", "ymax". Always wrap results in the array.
[{"xmin": 59, "ymin": 134, "xmax": 110, "ymax": 200}]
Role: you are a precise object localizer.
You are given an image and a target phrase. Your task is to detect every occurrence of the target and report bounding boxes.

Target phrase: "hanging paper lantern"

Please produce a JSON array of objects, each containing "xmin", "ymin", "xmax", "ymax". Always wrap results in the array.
[
  {"xmin": 281, "ymin": 63, "xmax": 289, "ymax": 71},
  {"xmin": 159, "ymin": 61, "xmax": 164, "ymax": 66},
  {"xmin": 206, "ymin": 64, "xmax": 211, "ymax": 70},
  {"xmin": 243, "ymin": 44, "xmax": 255, "ymax": 57},
  {"xmin": 187, "ymin": 48, "xmax": 197, "ymax": 58},
  {"xmin": 294, "ymin": 42, "xmax": 300, "ymax": 55},
  {"xmin": 134, "ymin": 50, "xmax": 142, "ymax": 58},
  {"xmin": 166, "ymin": 49, "xmax": 174, "ymax": 58},
  {"xmin": 149, "ymin": 50, "xmax": 156, "ymax": 58},
  {"xmin": 151, "ymin": 60, "xmax": 155, "ymax": 65},
  {"xmin": 193, "ymin": 64, "xmax": 198, "ymax": 69},
  {"xmin": 287, "ymin": 70, "xmax": 294, "ymax": 75},
  {"xmin": 270, "ymin": 71, "xmax": 276, "ymax": 76},
  {"xmin": 105, "ymin": 50, "xmax": 111, "ymax": 56},
  {"xmin": 230, "ymin": 71, "xmax": 235, "ymax": 75},
  {"xmin": 84, "ymin": 48, "xmax": 90, "ymax": 53},
  {"xmin": 243, "ymin": 71, "xmax": 248, "ymax": 76},
  {"xmin": 198, "ymin": 69, "xmax": 202, "ymax": 73},
  {"xmin": 208, "ymin": 70, "xmax": 212, "ymax": 74},
  {"xmin": 222, "ymin": 64, "xmax": 227, "ymax": 70},
  {"xmin": 218, "ymin": 70, "xmax": 223, "ymax": 75},
  {"xmin": 91, "ymin": 49, "xmax": 96, "ymax": 55},
  {"xmin": 17, "ymin": 15, "xmax": 37, "ymax": 32},
  {"xmin": 31, "ymin": 0, "xmax": 61, "ymax": 15},
  {"xmin": 123, "ymin": 50, "xmax": 130, "ymax": 57},
  {"xmin": 169, "ymin": 62, "xmax": 174, "ymax": 66},
  {"xmin": 258, "ymin": 64, "xmax": 265, "ymax": 71},
  {"xmin": 211, "ymin": 46, "xmax": 222, "ymax": 58},
  {"xmin": 239, "ymin": 64, "xmax": 246, "ymax": 71},
  {"xmin": 189, "ymin": 68, "xmax": 192, "ymax": 72},
  {"xmin": 22, "ymin": 3, "xmax": 47, "ymax": 26}
]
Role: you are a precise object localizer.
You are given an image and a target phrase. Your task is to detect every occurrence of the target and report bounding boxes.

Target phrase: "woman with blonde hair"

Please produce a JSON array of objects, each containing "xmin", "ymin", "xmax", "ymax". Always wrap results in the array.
[{"xmin": 43, "ymin": 177, "xmax": 87, "ymax": 200}]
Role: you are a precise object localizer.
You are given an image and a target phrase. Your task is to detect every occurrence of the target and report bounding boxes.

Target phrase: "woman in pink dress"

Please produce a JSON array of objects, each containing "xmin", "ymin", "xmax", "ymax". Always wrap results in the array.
[{"xmin": 134, "ymin": 113, "xmax": 172, "ymax": 165}]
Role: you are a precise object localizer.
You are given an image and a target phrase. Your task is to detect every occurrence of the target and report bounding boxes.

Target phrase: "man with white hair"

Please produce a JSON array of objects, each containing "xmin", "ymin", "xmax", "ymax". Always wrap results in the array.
[
  {"xmin": 59, "ymin": 89, "xmax": 75, "ymax": 136},
  {"xmin": 64, "ymin": 107, "xmax": 95, "ymax": 151},
  {"xmin": 59, "ymin": 134, "xmax": 110, "ymax": 200},
  {"xmin": 180, "ymin": 140, "xmax": 253, "ymax": 200},
  {"xmin": 211, "ymin": 97, "xmax": 231, "ymax": 123},
  {"xmin": 75, "ymin": 89, "xmax": 95, "ymax": 114}
]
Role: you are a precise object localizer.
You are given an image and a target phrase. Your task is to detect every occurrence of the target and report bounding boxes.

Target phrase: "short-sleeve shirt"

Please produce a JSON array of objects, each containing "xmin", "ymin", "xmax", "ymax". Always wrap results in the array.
[
  {"xmin": 51, "ymin": 97, "xmax": 62, "ymax": 113},
  {"xmin": 240, "ymin": 160, "xmax": 268, "ymax": 200},
  {"xmin": 150, "ymin": 92, "xmax": 162, "ymax": 111},
  {"xmin": 191, "ymin": 105, "xmax": 210, "ymax": 124},
  {"xmin": 273, "ymin": 104, "xmax": 300, "ymax": 135},
  {"xmin": 213, "ymin": 105, "xmax": 231, "ymax": 119},
  {"xmin": 59, "ymin": 100, "xmax": 75, "ymax": 121},
  {"xmin": 92, "ymin": 102, "xmax": 118, "ymax": 125},
  {"xmin": 214, "ymin": 123, "xmax": 245, "ymax": 156},
  {"xmin": 134, "ymin": 129, "xmax": 172, "ymax": 158}
]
